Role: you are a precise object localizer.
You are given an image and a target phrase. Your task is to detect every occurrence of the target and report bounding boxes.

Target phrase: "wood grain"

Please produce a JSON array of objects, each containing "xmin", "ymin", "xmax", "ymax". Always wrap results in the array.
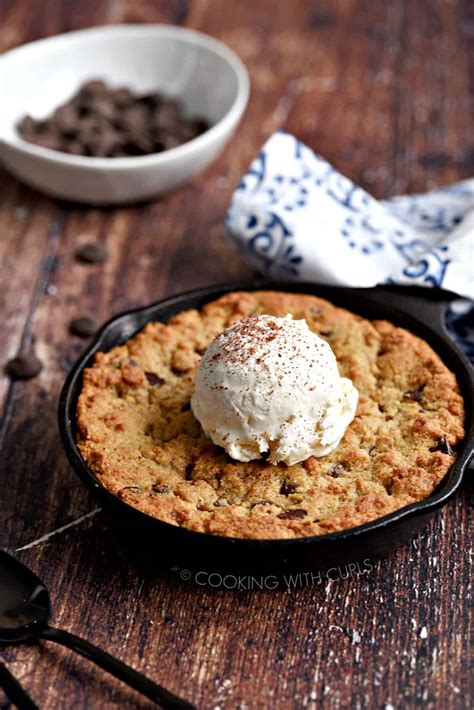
[{"xmin": 0, "ymin": 1, "xmax": 472, "ymax": 708}]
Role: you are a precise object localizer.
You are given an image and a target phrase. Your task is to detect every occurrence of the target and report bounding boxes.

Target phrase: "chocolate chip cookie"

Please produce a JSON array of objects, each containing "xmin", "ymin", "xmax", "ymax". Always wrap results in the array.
[{"xmin": 77, "ymin": 291, "xmax": 465, "ymax": 539}]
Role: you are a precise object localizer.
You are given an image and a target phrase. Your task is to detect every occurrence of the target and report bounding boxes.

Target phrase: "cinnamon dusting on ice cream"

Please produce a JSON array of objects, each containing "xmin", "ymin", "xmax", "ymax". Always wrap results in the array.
[{"xmin": 191, "ymin": 314, "xmax": 358, "ymax": 465}]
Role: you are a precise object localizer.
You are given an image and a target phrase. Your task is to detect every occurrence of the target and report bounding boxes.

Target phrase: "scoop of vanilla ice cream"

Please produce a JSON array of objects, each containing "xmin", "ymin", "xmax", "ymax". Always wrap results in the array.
[{"xmin": 191, "ymin": 314, "xmax": 358, "ymax": 465}]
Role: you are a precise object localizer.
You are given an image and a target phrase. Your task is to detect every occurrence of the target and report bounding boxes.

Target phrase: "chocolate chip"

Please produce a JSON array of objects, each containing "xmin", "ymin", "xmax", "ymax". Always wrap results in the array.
[
  {"xmin": 187, "ymin": 118, "xmax": 209, "ymax": 137},
  {"xmin": 53, "ymin": 104, "xmax": 79, "ymax": 135},
  {"xmin": 152, "ymin": 100, "xmax": 180, "ymax": 130},
  {"xmin": 214, "ymin": 501, "xmax": 227, "ymax": 507},
  {"xmin": 277, "ymin": 509, "xmax": 307, "ymax": 520},
  {"xmin": 17, "ymin": 80, "xmax": 210, "ymax": 158},
  {"xmin": 429, "ymin": 437, "xmax": 454, "ymax": 456},
  {"xmin": 128, "ymin": 359, "xmax": 139, "ymax": 367},
  {"xmin": 76, "ymin": 115, "xmax": 101, "ymax": 141},
  {"xmin": 79, "ymin": 80, "xmax": 108, "ymax": 102},
  {"xmin": 255, "ymin": 500, "xmax": 271, "ymax": 506},
  {"xmin": 404, "ymin": 386, "xmax": 425, "ymax": 402},
  {"xmin": 111, "ymin": 87, "xmax": 133, "ymax": 107},
  {"xmin": 160, "ymin": 134, "xmax": 182, "ymax": 151},
  {"xmin": 87, "ymin": 97, "xmax": 117, "ymax": 122},
  {"xmin": 139, "ymin": 91, "xmax": 164, "ymax": 108},
  {"xmin": 75, "ymin": 241, "xmax": 108, "ymax": 264},
  {"xmin": 119, "ymin": 104, "xmax": 149, "ymax": 132},
  {"xmin": 181, "ymin": 401, "xmax": 191, "ymax": 412},
  {"xmin": 90, "ymin": 129, "xmax": 124, "ymax": 157},
  {"xmin": 280, "ymin": 480, "xmax": 298, "ymax": 495},
  {"xmin": 327, "ymin": 464, "xmax": 342, "ymax": 478},
  {"xmin": 195, "ymin": 119, "xmax": 209, "ymax": 134},
  {"xmin": 122, "ymin": 485, "xmax": 142, "ymax": 493},
  {"xmin": 175, "ymin": 123, "xmax": 199, "ymax": 142},
  {"xmin": 5, "ymin": 352, "xmax": 42, "ymax": 380},
  {"xmin": 65, "ymin": 140, "xmax": 84, "ymax": 155},
  {"xmin": 18, "ymin": 115, "xmax": 36, "ymax": 138},
  {"xmin": 32, "ymin": 133, "xmax": 63, "ymax": 151},
  {"xmin": 124, "ymin": 128, "xmax": 155, "ymax": 155},
  {"xmin": 69, "ymin": 315, "xmax": 98, "ymax": 338},
  {"xmin": 153, "ymin": 484, "xmax": 169, "ymax": 494},
  {"xmin": 145, "ymin": 372, "xmax": 165, "ymax": 386}
]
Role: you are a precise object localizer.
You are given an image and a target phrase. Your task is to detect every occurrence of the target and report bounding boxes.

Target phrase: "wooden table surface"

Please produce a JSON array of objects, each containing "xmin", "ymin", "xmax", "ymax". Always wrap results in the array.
[{"xmin": 0, "ymin": 1, "xmax": 472, "ymax": 708}]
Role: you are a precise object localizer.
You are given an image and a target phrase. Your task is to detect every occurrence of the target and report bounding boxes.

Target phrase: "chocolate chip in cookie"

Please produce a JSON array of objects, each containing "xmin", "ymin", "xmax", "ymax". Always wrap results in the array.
[
  {"xmin": 184, "ymin": 462, "xmax": 195, "ymax": 480},
  {"xmin": 280, "ymin": 480, "xmax": 298, "ymax": 495},
  {"xmin": 153, "ymin": 484, "xmax": 170, "ymax": 494},
  {"xmin": 277, "ymin": 509, "xmax": 307, "ymax": 520},
  {"xmin": 404, "ymin": 386, "xmax": 425, "ymax": 402},
  {"xmin": 145, "ymin": 372, "xmax": 165, "ymax": 386},
  {"xmin": 429, "ymin": 437, "xmax": 454, "ymax": 455}
]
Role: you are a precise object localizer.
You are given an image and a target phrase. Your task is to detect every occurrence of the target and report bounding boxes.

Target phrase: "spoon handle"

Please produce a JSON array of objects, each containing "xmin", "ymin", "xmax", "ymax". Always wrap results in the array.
[
  {"xmin": 38, "ymin": 626, "xmax": 195, "ymax": 710},
  {"xmin": 0, "ymin": 661, "xmax": 39, "ymax": 710}
]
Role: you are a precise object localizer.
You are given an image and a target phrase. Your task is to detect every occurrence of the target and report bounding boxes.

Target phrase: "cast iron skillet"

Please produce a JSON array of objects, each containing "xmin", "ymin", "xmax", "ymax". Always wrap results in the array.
[{"xmin": 58, "ymin": 282, "xmax": 473, "ymax": 577}]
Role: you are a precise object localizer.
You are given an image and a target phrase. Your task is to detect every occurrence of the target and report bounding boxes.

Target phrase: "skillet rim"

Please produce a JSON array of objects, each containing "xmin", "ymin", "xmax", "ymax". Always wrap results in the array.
[{"xmin": 58, "ymin": 280, "xmax": 474, "ymax": 548}]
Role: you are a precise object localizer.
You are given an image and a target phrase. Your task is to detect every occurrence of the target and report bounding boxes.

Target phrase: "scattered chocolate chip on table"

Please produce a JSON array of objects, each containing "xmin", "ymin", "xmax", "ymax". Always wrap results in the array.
[
  {"xmin": 5, "ymin": 352, "xmax": 42, "ymax": 379},
  {"xmin": 69, "ymin": 315, "xmax": 99, "ymax": 338},
  {"xmin": 74, "ymin": 241, "xmax": 108, "ymax": 264}
]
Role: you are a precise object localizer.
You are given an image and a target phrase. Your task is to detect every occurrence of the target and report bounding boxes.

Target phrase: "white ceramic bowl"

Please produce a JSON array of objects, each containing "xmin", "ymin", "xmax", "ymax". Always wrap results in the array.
[{"xmin": 0, "ymin": 25, "xmax": 249, "ymax": 204}]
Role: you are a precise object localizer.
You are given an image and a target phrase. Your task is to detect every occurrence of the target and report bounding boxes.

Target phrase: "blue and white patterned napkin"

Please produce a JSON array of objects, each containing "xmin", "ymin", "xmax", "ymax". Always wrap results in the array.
[{"xmin": 226, "ymin": 132, "xmax": 474, "ymax": 360}]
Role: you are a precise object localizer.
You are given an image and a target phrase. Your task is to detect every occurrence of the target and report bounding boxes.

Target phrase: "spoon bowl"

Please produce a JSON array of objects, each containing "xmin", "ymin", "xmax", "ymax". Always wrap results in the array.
[{"xmin": 0, "ymin": 551, "xmax": 50, "ymax": 643}]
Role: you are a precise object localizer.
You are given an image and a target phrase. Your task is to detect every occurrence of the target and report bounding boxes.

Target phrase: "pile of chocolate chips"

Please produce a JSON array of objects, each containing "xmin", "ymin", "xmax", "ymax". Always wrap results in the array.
[{"xmin": 17, "ymin": 80, "xmax": 210, "ymax": 157}]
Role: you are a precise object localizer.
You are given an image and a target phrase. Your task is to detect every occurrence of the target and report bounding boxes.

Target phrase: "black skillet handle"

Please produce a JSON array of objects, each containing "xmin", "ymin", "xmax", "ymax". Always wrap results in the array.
[
  {"xmin": 365, "ymin": 285, "xmax": 454, "ymax": 340},
  {"xmin": 0, "ymin": 661, "xmax": 39, "ymax": 710},
  {"xmin": 38, "ymin": 626, "xmax": 196, "ymax": 709}
]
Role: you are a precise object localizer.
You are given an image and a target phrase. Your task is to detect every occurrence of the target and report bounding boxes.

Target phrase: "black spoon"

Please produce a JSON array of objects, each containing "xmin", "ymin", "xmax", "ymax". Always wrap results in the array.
[{"xmin": 0, "ymin": 551, "xmax": 195, "ymax": 709}]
